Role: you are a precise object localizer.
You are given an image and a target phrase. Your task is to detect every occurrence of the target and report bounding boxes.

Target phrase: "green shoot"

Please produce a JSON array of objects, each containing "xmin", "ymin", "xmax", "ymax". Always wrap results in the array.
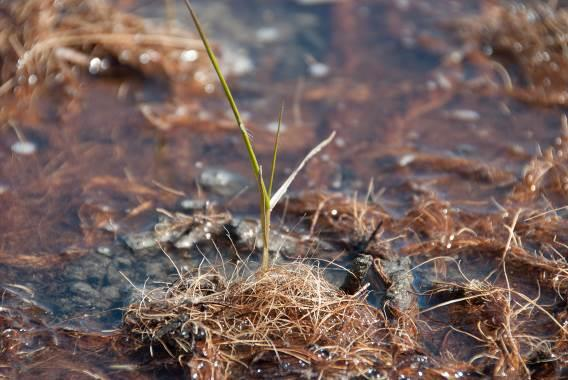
[
  {"xmin": 268, "ymin": 104, "xmax": 284, "ymax": 197},
  {"xmin": 183, "ymin": 0, "xmax": 335, "ymax": 271},
  {"xmin": 183, "ymin": 0, "xmax": 269, "ymax": 209}
]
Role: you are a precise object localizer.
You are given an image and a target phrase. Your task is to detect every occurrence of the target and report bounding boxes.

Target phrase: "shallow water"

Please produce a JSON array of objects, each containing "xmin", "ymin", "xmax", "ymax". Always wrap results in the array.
[{"xmin": 1, "ymin": 0, "xmax": 567, "ymax": 378}]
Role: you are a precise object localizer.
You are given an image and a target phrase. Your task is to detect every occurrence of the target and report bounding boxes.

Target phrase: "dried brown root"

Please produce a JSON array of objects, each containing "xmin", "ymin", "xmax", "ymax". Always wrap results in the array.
[
  {"xmin": 0, "ymin": 0, "xmax": 206, "ymax": 93},
  {"xmin": 123, "ymin": 262, "xmax": 392, "ymax": 379}
]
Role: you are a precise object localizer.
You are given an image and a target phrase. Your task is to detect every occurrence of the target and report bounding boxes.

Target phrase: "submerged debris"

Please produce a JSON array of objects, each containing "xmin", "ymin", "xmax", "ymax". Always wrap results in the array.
[{"xmin": 122, "ymin": 210, "xmax": 231, "ymax": 252}]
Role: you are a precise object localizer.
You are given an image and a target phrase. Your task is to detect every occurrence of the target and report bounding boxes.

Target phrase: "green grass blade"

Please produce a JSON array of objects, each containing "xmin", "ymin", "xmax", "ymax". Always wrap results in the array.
[
  {"xmin": 268, "ymin": 103, "xmax": 284, "ymax": 197},
  {"xmin": 256, "ymin": 166, "xmax": 270, "ymax": 271},
  {"xmin": 183, "ymin": 0, "xmax": 269, "ymax": 206}
]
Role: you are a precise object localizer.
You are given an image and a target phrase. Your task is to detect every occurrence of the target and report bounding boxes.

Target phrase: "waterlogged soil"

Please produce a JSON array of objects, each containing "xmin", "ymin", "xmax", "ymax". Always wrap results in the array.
[{"xmin": 1, "ymin": 0, "xmax": 567, "ymax": 378}]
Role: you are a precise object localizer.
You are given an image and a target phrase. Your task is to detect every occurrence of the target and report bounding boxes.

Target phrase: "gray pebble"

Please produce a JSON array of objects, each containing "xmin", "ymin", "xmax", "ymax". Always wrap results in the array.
[
  {"xmin": 145, "ymin": 262, "xmax": 166, "ymax": 278},
  {"xmin": 122, "ymin": 231, "xmax": 158, "ymax": 251},
  {"xmin": 11, "ymin": 141, "xmax": 37, "ymax": 155},
  {"xmin": 114, "ymin": 255, "xmax": 133, "ymax": 267},
  {"xmin": 101, "ymin": 286, "xmax": 121, "ymax": 300},
  {"xmin": 105, "ymin": 266, "xmax": 123, "ymax": 283},
  {"xmin": 96, "ymin": 246, "xmax": 113, "ymax": 257},
  {"xmin": 198, "ymin": 168, "xmax": 250, "ymax": 197},
  {"xmin": 70, "ymin": 282, "xmax": 99, "ymax": 299},
  {"xmin": 180, "ymin": 198, "xmax": 209, "ymax": 211},
  {"xmin": 180, "ymin": 198, "xmax": 208, "ymax": 211}
]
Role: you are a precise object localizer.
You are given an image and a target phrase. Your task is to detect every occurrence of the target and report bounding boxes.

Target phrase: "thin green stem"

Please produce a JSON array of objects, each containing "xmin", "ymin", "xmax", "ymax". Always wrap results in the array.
[
  {"xmin": 268, "ymin": 104, "xmax": 284, "ymax": 197},
  {"xmin": 183, "ymin": 0, "xmax": 270, "ymax": 209},
  {"xmin": 257, "ymin": 167, "xmax": 271, "ymax": 270},
  {"xmin": 184, "ymin": 0, "xmax": 271, "ymax": 269}
]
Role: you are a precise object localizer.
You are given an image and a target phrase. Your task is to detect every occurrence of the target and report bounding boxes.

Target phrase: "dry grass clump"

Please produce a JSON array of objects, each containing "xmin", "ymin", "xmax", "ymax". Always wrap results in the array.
[
  {"xmin": 0, "ymin": 0, "xmax": 205, "ymax": 96},
  {"xmin": 455, "ymin": 1, "xmax": 568, "ymax": 105},
  {"xmin": 124, "ymin": 262, "xmax": 391, "ymax": 379},
  {"xmin": 511, "ymin": 115, "xmax": 568, "ymax": 202},
  {"xmin": 283, "ymin": 191, "xmax": 389, "ymax": 245}
]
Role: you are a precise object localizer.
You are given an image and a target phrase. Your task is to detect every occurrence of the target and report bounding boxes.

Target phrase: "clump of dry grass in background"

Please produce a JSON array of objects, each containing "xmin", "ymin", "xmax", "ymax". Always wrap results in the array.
[
  {"xmin": 511, "ymin": 115, "xmax": 568, "ymax": 202},
  {"xmin": 454, "ymin": 1, "xmax": 568, "ymax": 106},
  {"xmin": 282, "ymin": 191, "xmax": 389, "ymax": 243},
  {"xmin": 123, "ymin": 262, "xmax": 391, "ymax": 378},
  {"xmin": 0, "ymin": 0, "xmax": 205, "ymax": 97}
]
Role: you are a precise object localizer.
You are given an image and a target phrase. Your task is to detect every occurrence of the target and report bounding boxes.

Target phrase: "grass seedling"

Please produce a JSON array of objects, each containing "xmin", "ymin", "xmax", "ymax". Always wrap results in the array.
[{"xmin": 183, "ymin": 0, "xmax": 335, "ymax": 271}]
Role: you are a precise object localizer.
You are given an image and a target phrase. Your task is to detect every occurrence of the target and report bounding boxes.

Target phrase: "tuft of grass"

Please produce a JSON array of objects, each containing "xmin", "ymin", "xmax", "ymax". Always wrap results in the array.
[
  {"xmin": 124, "ymin": 261, "xmax": 387, "ymax": 377},
  {"xmin": 183, "ymin": 0, "xmax": 334, "ymax": 271}
]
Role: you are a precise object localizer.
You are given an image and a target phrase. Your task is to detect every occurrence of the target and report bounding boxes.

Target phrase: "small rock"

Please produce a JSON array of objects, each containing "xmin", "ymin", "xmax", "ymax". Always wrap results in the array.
[
  {"xmin": 455, "ymin": 144, "xmax": 476, "ymax": 156},
  {"xmin": 105, "ymin": 266, "xmax": 123, "ymax": 283},
  {"xmin": 11, "ymin": 141, "xmax": 37, "ymax": 155},
  {"xmin": 180, "ymin": 198, "xmax": 208, "ymax": 211},
  {"xmin": 296, "ymin": 0, "xmax": 339, "ymax": 4},
  {"xmin": 308, "ymin": 62, "xmax": 330, "ymax": 78},
  {"xmin": 96, "ymin": 246, "xmax": 113, "ymax": 257},
  {"xmin": 174, "ymin": 218, "xmax": 225, "ymax": 248},
  {"xmin": 256, "ymin": 27, "xmax": 280, "ymax": 43},
  {"xmin": 231, "ymin": 219, "xmax": 259, "ymax": 246},
  {"xmin": 154, "ymin": 219, "xmax": 187, "ymax": 243},
  {"xmin": 174, "ymin": 228, "xmax": 209, "ymax": 249},
  {"xmin": 341, "ymin": 254, "xmax": 373, "ymax": 294},
  {"xmin": 198, "ymin": 168, "xmax": 250, "ymax": 197},
  {"xmin": 70, "ymin": 282, "xmax": 99, "ymax": 299},
  {"xmin": 180, "ymin": 49, "xmax": 199, "ymax": 62},
  {"xmin": 114, "ymin": 255, "xmax": 133, "ymax": 267},
  {"xmin": 445, "ymin": 109, "xmax": 480, "ymax": 122},
  {"xmin": 231, "ymin": 219, "xmax": 299, "ymax": 256},
  {"xmin": 101, "ymin": 286, "xmax": 121, "ymax": 300},
  {"xmin": 122, "ymin": 231, "xmax": 158, "ymax": 251},
  {"xmin": 145, "ymin": 262, "xmax": 166, "ymax": 278}
]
